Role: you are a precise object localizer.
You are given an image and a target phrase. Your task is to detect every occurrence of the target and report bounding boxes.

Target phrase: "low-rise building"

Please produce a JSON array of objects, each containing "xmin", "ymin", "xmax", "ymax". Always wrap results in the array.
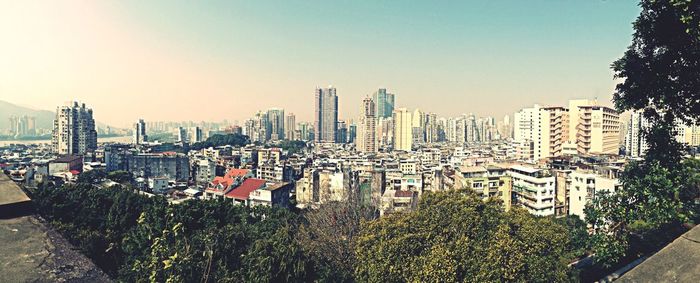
[
  {"xmin": 249, "ymin": 182, "xmax": 293, "ymax": 208},
  {"xmin": 508, "ymin": 165, "xmax": 556, "ymax": 216}
]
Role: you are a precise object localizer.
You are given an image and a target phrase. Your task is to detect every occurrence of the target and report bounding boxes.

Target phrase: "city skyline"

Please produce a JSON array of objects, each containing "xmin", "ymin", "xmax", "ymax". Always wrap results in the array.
[{"xmin": 0, "ymin": 1, "xmax": 639, "ymax": 127}]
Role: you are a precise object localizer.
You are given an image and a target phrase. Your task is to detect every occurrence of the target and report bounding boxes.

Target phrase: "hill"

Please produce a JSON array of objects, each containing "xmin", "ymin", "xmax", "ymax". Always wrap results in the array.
[{"xmin": 0, "ymin": 100, "xmax": 55, "ymax": 130}]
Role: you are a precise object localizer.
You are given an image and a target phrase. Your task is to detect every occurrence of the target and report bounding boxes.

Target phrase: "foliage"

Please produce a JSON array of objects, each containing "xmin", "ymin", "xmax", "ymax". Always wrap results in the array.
[
  {"xmin": 586, "ymin": 0, "xmax": 700, "ymax": 268},
  {"xmin": 107, "ymin": 170, "xmax": 133, "ymax": 184},
  {"xmin": 554, "ymin": 215, "xmax": 590, "ymax": 260},
  {"xmin": 585, "ymin": 160, "xmax": 700, "ymax": 267},
  {"xmin": 612, "ymin": 0, "xmax": 700, "ymax": 126},
  {"xmin": 77, "ymin": 169, "xmax": 107, "ymax": 184},
  {"xmin": 297, "ymin": 187, "xmax": 377, "ymax": 282},
  {"xmin": 355, "ymin": 190, "xmax": 572, "ymax": 282},
  {"xmin": 190, "ymin": 134, "xmax": 250, "ymax": 150},
  {"xmin": 33, "ymin": 175, "xmax": 313, "ymax": 282}
]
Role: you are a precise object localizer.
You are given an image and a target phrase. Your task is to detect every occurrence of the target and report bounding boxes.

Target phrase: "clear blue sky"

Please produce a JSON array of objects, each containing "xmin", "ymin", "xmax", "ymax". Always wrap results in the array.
[{"xmin": 0, "ymin": 0, "xmax": 641, "ymax": 127}]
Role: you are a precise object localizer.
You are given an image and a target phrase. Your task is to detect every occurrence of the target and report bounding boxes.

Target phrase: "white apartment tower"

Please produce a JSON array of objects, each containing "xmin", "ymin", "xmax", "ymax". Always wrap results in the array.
[
  {"xmin": 393, "ymin": 108, "xmax": 413, "ymax": 151},
  {"xmin": 52, "ymin": 101, "xmax": 97, "ymax": 155}
]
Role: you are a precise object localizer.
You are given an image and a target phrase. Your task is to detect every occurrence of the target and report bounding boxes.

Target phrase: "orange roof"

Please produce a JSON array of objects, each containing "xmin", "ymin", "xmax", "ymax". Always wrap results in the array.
[
  {"xmin": 224, "ymin": 169, "xmax": 250, "ymax": 179},
  {"xmin": 225, "ymin": 178, "xmax": 266, "ymax": 200},
  {"xmin": 209, "ymin": 169, "xmax": 251, "ymax": 192}
]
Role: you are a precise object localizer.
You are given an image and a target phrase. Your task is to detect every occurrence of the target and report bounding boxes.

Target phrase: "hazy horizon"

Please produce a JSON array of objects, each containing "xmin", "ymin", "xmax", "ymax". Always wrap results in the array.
[{"xmin": 0, "ymin": 1, "xmax": 640, "ymax": 128}]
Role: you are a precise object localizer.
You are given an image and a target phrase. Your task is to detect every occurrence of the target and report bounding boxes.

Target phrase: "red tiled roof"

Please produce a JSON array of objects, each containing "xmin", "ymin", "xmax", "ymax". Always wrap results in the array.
[
  {"xmin": 209, "ymin": 169, "xmax": 250, "ymax": 191},
  {"xmin": 225, "ymin": 178, "xmax": 266, "ymax": 200},
  {"xmin": 224, "ymin": 169, "xmax": 249, "ymax": 179}
]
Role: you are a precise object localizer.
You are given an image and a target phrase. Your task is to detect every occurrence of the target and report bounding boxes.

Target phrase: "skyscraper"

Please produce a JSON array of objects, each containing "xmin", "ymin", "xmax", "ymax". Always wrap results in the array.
[
  {"xmin": 356, "ymin": 96, "xmax": 377, "ymax": 153},
  {"xmin": 284, "ymin": 113, "xmax": 296, "ymax": 141},
  {"xmin": 267, "ymin": 108, "xmax": 285, "ymax": 141},
  {"xmin": 314, "ymin": 86, "xmax": 338, "ymax": 143},
  {"xmin": 373, "ymin": 88, "xmax": 395, "ymax": 119},
  {"xmin": 393, "ymin": 108, "xmax": 413, "ymax": 151},
  {"xmin": 134, "ymin": 119, "xmax": 148, "ymax": 145},
  {"xmin": 52, "ymin": 101, "xmax": 97, "ymax": 155},
  {"xmin": 625, "ymin": 110, "xmax": 649, "ymax": 157}
]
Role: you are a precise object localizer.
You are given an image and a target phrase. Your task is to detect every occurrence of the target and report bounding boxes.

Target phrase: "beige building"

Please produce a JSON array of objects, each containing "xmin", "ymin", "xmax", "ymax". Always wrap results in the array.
[
  {"xmin": 455, "ymin": 165, "xmax": 512, "ymax": 210},
  {"xmin": 393, "ymin": 108, "xmax": 413, "ymax": 151},
  {"xmin": 540, "ymin": 107, "xmax": 570, "ymax": 158},
  {"xmin": 575, "ymin": 105, "xmax": 621, "ymax": 155}
]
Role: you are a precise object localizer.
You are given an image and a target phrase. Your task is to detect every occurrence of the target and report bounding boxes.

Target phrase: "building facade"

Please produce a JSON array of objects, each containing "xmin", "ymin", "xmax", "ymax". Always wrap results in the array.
[
  {"xmin": 314, "ymin": 87, "xmax": 339, "ymax": 143},
  {"xmin": 52, "ymin": 101, "xmax": 97, "ymax": 155}
]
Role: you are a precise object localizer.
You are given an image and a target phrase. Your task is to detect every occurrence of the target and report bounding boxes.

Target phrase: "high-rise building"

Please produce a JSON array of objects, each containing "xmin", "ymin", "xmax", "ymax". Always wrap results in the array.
[
  {"xmin": 539, "ymin": 107, "xmax": 569, "ymax": 158},
  {"xmin": 514, "ymin": 105, "xmax": 541, "ymax": 161},
  {"xmin": 575, "ymin": 105, "xmax": 620, "ymax": 155},
  {"xmin": 336, "ymin": 120, "xmax": 348, "ymax": 143},
  {"xmin": 412, "ymin": 109, "xmax": 425, "ymax": 144},
  {"xmin": 52, "ymin": 101, "xmax": 97, "ymax": 155},
  {"xmin": 373, "ymin": 88, "xmax": 395, "ymax": 119},
  {"xmin": 625, "ymin": 110, "xmax": 649, "ymax": 157},
  {"xmin": 267, "ymin": 108, "xmax": 285, "ymax": 141},
  {"xmin": 134, "ymin": 119, "xmax": 148, "ymax": 145},
  {"xmin": 284, "ymin": 113, "xmax": 296, "ymax": 141},
  {"xmin": 515, "ymin": 100, "xmax": 621, "ymax": 161},
  {"xmin": 393, "ymin": 108, "xmax": 413, "ymax": 151},
  {"xmin": 314, "ymin": 86, "xmax": 338, "ymax": 143},
  {"xmin": 356, "ymin": 97, "xmax": 377, "ymax": 153}
]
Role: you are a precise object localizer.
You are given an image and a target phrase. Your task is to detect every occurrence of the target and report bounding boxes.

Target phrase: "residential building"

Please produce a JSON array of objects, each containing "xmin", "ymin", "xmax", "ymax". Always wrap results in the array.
[
  {"xmin": 568, "ymin": 167, "xmax": 621, "ymax": 220},
  {"xmin": 284, "ymin": 113, "xmax": 296, "ymax": 141},
  {"xmin": 249, "ymin": 182, "xmax": 293, "ymax": 208},
  {"xmin": 508, "ymin": 165, "xmax": 556, "ymax": 216},
  {"xmin": 314, "ymin": 86, "xmax": 338, "ymax": 143},
  {"xmin": 393, "ymin": 108, "xmax": 413, "ymax": 151},
  {"xmin": 133, "ymin": 119, "xmax": 148, "ymax": 145},
  {"xmin": 576, "ymin": 105, "xmax": 621, "ymax": 155},
  {"xmin": 380, "ymin": 190, "xmax": 417, "ymax": 216},
  {"xmin": 356, "ymin": 96, "xmax": 377, "ymax": 153},
  {"xmin": 52, "ymin": 101, "xmax": 97, "ymax": 155},
  {"xmin": 267, "ymin": 108, "xmax": 285, "ymax": 141},
  {"xmin": 455, "ymin": 165, "xmax": 512, "ymax": 210}
]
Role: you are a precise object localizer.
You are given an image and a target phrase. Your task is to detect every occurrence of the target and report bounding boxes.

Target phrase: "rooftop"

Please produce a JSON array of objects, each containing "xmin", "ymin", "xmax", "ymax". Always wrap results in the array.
[{"xmin": 225, "ymin": 178, "xmax": 266, "ymax": 200}]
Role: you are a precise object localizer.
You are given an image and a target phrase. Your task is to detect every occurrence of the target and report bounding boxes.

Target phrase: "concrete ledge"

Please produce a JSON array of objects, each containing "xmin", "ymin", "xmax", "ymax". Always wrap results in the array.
[{"xmin": 0, "ymin": 173, "xmax": 33, "ymax": 219}]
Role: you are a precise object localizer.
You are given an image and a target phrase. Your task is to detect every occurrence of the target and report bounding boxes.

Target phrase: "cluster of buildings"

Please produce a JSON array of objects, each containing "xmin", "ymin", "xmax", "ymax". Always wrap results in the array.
[
  {"xmin": 6, "ymin": 115, "xmax": 39, "ymax": 137},
  {"xmin": 3, "ymin": 93, "xmax": 699, "ymax": 222}
]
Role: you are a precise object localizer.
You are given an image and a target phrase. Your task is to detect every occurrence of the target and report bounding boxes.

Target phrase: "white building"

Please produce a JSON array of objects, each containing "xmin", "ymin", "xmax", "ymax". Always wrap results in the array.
[
  {"xmin": 568, "ymin": 169, "xmax": 621, "ymax": 220},
  {"xmin": 52, "ymin": 101, "xmax": 97, "ymax": 155},
  {"xmin": 393, "ymin": 108, "xmax": 413, "ymax": 151},
  {"xmin": 508, "ymin": 165, "xmax": 556, "ymax": 216}
]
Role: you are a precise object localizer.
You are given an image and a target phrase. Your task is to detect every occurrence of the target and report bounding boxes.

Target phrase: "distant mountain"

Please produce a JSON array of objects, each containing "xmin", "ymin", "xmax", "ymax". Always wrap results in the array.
[
  {"xmin": 0, "ymin": 100, "xmax": 122, "ymax": 132},
  {"xmin": 0, "ymin": 100, "xmax": 56, "ymax": 130}
]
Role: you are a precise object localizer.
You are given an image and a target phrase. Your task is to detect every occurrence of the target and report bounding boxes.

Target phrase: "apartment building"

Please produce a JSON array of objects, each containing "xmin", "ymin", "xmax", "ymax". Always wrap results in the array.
[
  {"xmin": 568, "ymin": 167, "xmax": 622, "ymax": 220},
  {"xmin": 576, "ymin": 105, "xmax": 621, "ymax": 155},
  {"xmin": 52, "ymin": 101, "xmax": 97, "ymax": 155},
  {"xmin": 508, "ymin": 165, "xmax": 556, "ymax": 216},
  {"xmin": 456, "ymin": 165, "xmax": 512, "ymax": 210}
]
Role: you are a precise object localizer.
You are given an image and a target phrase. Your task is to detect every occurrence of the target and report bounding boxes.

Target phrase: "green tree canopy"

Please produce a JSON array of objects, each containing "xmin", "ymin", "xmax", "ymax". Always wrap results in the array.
[
  {"xmin": 355, "ymin": 190, "xmax": 573, "ymax": 282},
  {"xmin": 190, "ymin": 133, "xmax": 250, "ymax": 150}
]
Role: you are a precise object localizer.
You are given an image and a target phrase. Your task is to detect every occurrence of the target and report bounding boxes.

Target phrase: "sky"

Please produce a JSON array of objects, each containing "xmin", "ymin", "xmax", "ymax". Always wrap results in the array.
[{"xmin": 0, "ymin": 0, "xmax": 641, "ymax": 128}]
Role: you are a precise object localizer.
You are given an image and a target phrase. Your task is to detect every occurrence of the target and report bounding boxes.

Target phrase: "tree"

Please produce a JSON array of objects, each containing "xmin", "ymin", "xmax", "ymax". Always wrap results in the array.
[
  {"xmin": 77, "ymin": 169, "xmax": 106, "ymax": 184},
  {"xmin": 586, "ymin": 0, "xmax": 700, "ymax": 267},
  {"xmin": 613, "ymin": 0, "xmax": 700, "ymax": 127},
  {"xmin": 107, "ymin": 170, "xmax": 133, "ymax": 184},
  {"xmin": 354, "ymin": 190, "xmax": 572, "ymax": 282},
  {"xmin": 190, "ymin": 134, "xmax": 250, "ymax": 150},
  {"xmin": 297, "ymin": 186, "xmax": 377, "ymax": 282}
]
